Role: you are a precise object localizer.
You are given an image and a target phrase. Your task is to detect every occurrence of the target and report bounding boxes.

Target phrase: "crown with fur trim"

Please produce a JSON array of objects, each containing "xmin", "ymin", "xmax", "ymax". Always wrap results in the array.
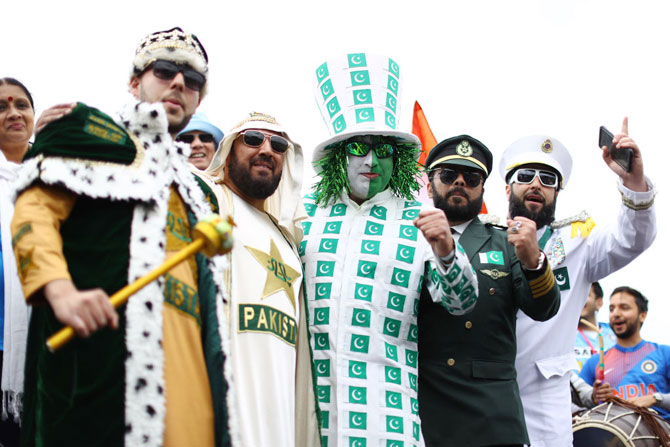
[{"xmin": 131, "ymin": 27, "xmax": 209, "ymax": 93}]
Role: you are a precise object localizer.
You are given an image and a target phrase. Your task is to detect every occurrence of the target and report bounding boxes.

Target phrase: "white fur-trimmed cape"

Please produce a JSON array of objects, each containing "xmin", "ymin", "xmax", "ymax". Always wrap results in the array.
[{"xmin": 13, "ymin": 101, "xmax": 238, "ymax": 447}]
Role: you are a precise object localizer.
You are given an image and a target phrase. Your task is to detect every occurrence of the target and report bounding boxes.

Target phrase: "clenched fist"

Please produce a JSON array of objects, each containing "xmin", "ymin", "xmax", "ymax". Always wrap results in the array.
[{"xmin": 414, "ymin": 209, "xmax": 454, "ymax": 257}]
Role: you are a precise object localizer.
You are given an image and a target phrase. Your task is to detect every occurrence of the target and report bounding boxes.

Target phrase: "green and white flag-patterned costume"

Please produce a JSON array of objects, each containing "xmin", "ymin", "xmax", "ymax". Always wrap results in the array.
[{"xmin": 301, "ymin": 189, "xmax": 477, "ymax": 447}]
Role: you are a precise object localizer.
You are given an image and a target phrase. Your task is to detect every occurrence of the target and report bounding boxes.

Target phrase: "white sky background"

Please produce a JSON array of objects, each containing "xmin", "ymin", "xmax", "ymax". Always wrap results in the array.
[{"xmin": 5, "ymin": 0, "xmax": 668, "ymax": 343}]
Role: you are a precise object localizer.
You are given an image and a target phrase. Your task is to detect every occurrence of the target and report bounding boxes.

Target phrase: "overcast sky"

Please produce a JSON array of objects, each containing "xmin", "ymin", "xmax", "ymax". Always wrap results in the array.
[{"xmin": 6, "ymin": 0, "xmax": 668, "ymax": 343}]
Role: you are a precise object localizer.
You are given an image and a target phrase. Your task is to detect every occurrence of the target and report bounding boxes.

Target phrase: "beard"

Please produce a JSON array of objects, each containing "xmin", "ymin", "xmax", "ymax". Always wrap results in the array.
[
  {"xmin": 613, "ymin": 318, "xmax": 640, "ymax": 340},
  {"xmin": 508, "ymin": 189, "xmax": 556, "ymax": 228},
  {"xmin": 168, "ymin": 115, "xmax": 192, "ymax": 135},
  {"xmin": 432, "ymin": 186, "xmax": 484, "ymax": 223},
  {"xmin": 227, "ymin": 148, "xmax": 282, "ymax": 199}
]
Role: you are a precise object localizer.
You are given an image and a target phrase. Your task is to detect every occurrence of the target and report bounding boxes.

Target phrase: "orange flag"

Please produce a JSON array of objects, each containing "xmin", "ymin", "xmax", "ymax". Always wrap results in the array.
[
  {"xmin": 411, "ymin": 101, "xmax": 437, "ymax": 204},
  {"xmin": 412, "ymin": 101, "xmax": 437, "ymax": 167},
  {"xmin": 411, "ymin": 101, "xmax": 487, "ymax": 213}
]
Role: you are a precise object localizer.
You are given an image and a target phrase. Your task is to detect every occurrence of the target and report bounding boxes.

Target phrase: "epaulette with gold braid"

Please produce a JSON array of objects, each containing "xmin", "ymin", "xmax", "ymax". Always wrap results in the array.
[{"xmin": 551, "ymin": 211, "xmax": 596, "ymax": 239}]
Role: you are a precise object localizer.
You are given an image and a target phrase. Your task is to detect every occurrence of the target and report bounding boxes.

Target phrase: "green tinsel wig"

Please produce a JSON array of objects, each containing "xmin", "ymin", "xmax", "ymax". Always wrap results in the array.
[{"xmin": 312, "ymin": 136, "xmax": 422, "ymax": 207}]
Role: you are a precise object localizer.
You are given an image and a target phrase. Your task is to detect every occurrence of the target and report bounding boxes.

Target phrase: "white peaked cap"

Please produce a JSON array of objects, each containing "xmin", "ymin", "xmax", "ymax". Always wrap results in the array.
[{"xmin": 499, "ymin": 135, "xmax": 573, "ymax": 189}]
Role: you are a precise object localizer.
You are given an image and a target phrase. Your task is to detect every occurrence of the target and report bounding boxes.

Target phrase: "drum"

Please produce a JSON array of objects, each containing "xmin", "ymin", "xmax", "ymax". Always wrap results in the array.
[{"xmin": 573, "ymin": 401, "xmax": 670, "ymax": 447}]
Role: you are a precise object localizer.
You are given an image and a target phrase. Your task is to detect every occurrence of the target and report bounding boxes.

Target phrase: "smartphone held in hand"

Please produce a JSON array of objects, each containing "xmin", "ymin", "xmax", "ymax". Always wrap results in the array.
[{"xmin": 598, "ymin": 126, "xmax": 633, "ymax": 172}]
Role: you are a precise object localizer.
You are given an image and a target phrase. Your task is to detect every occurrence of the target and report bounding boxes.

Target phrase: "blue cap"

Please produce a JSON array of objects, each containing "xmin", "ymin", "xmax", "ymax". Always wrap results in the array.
[{"xmin": 178, "ymin": 112, "xmax": 224, "ymax": 147}]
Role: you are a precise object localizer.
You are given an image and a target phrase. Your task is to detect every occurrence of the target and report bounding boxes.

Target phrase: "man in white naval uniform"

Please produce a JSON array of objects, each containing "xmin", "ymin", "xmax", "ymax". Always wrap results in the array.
[
  {"xmin": 200, "ymin": 112, "xmax": 321, "ymax": 447},
  {"xmin": 499, "ymin": 118, "xmax": 656, "ymax": 447},
  {"xmin": 302, "ymin": 53, "xmax": 478, "ymax": 447}
]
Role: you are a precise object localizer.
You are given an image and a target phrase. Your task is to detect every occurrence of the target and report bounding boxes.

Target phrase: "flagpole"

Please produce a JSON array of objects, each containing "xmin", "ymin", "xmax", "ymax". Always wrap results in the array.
[{"xmin": 580, "ymin": 318, "xmax": 605, "ymax": 381}]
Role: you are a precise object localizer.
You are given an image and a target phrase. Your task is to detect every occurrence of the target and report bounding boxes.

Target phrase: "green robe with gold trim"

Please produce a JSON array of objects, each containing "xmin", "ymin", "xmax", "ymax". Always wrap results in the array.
[{"xmin": 12, "ymin": 102, "xmax": 232, "ymax": 447}]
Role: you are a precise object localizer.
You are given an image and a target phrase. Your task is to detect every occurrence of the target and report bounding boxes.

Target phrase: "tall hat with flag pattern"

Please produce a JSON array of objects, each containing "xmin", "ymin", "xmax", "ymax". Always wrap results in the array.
[
  {"xmin": 499, "ymin": 135, "xmax": 573, "ymax": 189},
  {"xmin": 312, "ymin": 53, "xmax": 420, "ymax": 164}
]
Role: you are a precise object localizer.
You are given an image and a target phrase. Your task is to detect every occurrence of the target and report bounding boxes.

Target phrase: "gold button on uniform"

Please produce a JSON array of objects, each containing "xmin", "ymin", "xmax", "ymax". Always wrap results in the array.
[
  {"xmin": 465, "ymin": 321, "xmax": 472, "ymax": 329},
  {"xmin": 489, "ymin": 288, "xmax": 495, "ymax": 296},
  {"xmin": 447, "ymin": 358, "xmax": 455, "ymax": 366}
]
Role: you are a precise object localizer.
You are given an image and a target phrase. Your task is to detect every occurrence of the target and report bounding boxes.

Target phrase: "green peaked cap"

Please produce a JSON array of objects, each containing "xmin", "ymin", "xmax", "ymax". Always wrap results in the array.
[{"xmin": 25, "ymin": 102, "xmax": 137, "ymax": 165}]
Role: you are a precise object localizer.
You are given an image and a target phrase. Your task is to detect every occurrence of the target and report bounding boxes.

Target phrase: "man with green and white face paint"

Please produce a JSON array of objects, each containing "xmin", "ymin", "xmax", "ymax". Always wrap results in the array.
[
  {"xmin": 301, "ymin": 53, "xmax": 479, "ymax": 447},
  {"xmin": 345, "ymin": 136, "xmax": 394, "ymax": 203}
]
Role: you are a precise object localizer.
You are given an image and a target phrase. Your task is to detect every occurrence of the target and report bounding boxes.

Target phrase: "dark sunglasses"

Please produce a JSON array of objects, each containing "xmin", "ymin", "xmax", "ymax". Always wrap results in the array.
[
  {"xmin": 509, "ymin": 168, "xmax": 559, "ymax": 188},
  {"xmin": 433, "ymin": 167, "xmax": 483, "ymax": 187},
  {"xmin": 176, "ymin": 133, "xmax": 214, "ymax": 144},
  {"xmin": 239, "ymin": 130, "xmax": 290, "ymax": 154},
  {"xmin": 151, "ymin": 60, "xmax": 206, "ymax": 92},
  {"xmin": 345, "ymin": 142, "xmax": 395, "ymax": 159}
]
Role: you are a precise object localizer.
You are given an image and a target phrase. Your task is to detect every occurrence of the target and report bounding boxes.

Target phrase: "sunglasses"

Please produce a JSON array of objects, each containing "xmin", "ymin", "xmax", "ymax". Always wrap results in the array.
[
  {"xmin": 238, "ymin": 130, "xmax": 290, "ymax": 154},
  {"xmin": 151, "ymin": 60, "xmax": 206, "ymax": 92},
  {"xmin": 345, "ymin": 142, "xmax": 395, "ymax": 159},
  {"xmin": 176, "ymin": 133, "xmax": 214, "ymax": 144},
  {"xmin": 509, "ymin": 168, "xmax": 559, "ymax": 188},
  {"xmin": 433, "ymin": 167, "xmax": 483, "ymax": 187}
]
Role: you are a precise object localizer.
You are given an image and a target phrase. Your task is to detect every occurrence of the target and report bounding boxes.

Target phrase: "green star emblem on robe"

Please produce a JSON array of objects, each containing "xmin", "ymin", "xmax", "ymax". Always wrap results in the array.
[{"xmin": 246, "ymin": 239, "xmax": 299, "ymax": 311}]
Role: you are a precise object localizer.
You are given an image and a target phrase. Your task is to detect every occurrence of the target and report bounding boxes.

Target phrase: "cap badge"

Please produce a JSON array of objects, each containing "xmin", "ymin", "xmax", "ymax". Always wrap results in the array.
[
  {"xmin": 457, "ymin": 140, "xmax": 473, "ymax": 157},
  {"xmin": 541, "ymin": 139, "xmax": 553, "ymax": 153}
]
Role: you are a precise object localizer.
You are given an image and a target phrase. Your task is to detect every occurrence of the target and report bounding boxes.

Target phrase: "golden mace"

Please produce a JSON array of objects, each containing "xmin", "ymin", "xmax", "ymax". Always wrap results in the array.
[{"xmin": 46, "ymin": 214, "xmax": 234, "ymax": 353}]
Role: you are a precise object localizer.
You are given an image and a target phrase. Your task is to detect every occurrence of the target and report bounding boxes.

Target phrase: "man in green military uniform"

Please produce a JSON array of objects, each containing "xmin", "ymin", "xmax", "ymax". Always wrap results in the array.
[{"xmin": 418, "ymin": 135, "xmax": 561, "ymax": 446}]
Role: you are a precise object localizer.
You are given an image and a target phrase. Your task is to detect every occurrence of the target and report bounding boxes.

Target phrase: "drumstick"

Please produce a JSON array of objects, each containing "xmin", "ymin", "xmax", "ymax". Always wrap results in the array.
[
  {"xmin": 46, "ymin": 215, "xmax": 234, "ymax": 353},
  {"xmin": 580, "ymin": 318, "xmax": 605, "ymax": 381}
]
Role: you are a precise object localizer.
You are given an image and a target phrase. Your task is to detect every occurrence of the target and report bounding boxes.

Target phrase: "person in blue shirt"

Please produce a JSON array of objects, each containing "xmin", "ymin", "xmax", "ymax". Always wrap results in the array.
[
  {"xmin": 580, "ymin": 286, "xmax": 670, "ymax": 419},
  {"xmin": 574, "ymin": 282, "xmax": 616, "ymax": 371}
]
